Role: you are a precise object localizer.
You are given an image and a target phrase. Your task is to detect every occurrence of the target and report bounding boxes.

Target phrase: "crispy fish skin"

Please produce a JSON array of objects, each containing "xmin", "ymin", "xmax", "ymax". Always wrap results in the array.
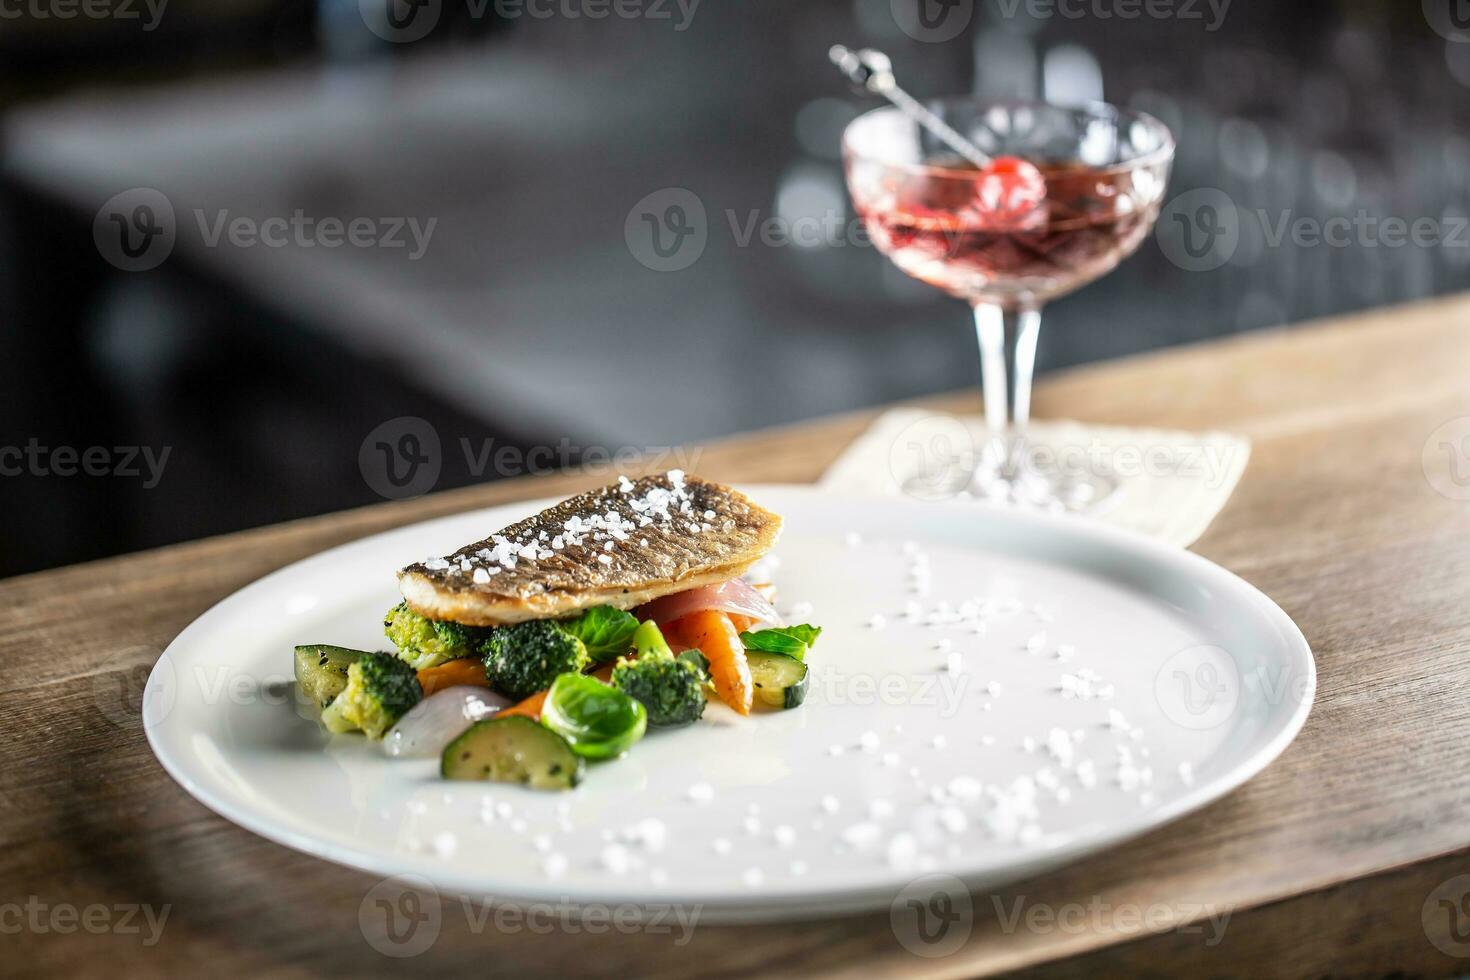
[{"xmin": 398, "ymin": 474, "xmax": 782, "ymax": 626}]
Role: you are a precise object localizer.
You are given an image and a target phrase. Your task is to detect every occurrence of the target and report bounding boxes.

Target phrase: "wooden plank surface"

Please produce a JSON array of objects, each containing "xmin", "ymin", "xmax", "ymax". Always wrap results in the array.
[{"xmin": 5, "ymin": 294, "xmax": 1470, "ymax": 977}]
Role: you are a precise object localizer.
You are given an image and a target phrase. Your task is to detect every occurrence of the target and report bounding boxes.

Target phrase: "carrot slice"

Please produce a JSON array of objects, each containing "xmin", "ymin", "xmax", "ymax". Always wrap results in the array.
[
  {"xmin": 499, "ymin": 689, "xmax": 548, "ymax": 721},
  {"xmin": 417, "ymin": 658, "xmax": 491, "ymax": 697},
  {"xmin": 666, "ymin": 610, "xmax": 751, "ymax": 715}
]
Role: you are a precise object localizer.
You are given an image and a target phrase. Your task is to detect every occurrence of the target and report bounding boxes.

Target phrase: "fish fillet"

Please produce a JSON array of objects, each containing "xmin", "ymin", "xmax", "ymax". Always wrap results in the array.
[{"xmin": 398, "ymin": 473, "xmax": 782, "ymax": 626}]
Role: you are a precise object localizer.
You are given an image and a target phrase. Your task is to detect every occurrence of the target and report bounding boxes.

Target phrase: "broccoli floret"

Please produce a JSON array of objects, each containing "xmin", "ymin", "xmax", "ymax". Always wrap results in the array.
[
  {"xmin": 612, "ymin": 654, "xmax": 707, "ymax": 727},
  {"xmin": 320, "ymin": 651, "xmax": 422, "ymax": 739},
  {"xmin": 384, "ymin": 602, "xmax": 484, "ymax": 669},
  {"xmin": 481, "ymin": 620, "xmax": 588, "ymax": 700}
]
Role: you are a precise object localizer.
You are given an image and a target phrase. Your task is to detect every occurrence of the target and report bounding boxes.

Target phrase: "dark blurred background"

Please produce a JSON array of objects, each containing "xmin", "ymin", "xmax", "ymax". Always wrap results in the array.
[{"xmin": 1, "ymin": 0, "xmax": 1467, "ymax": 576}]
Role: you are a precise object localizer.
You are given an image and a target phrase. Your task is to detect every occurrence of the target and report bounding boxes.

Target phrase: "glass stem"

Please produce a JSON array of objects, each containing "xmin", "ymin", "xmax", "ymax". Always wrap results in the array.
[{"xmin": 972, "ymin": 302, "xmax": 1042, "ymax": 474}]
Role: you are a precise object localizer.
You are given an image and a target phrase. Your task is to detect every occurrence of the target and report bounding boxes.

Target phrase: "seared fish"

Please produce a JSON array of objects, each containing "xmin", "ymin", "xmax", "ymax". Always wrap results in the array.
[{"xmin": 398, "ymin": 472, "xmax": 782, "ymax": 626}]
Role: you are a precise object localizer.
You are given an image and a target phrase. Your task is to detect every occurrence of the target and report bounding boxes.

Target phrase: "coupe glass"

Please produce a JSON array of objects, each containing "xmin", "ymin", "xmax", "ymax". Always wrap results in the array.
[{"xmin": 843, "ymin": 99, "xmax": 1175, "ymax": 510}]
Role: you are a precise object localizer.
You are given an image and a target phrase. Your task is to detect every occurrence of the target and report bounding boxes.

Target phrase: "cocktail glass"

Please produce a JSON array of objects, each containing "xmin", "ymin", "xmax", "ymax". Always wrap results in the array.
[{"xmin": 843, "ymin": 99, "xmax": 1175, "ymax": 510}]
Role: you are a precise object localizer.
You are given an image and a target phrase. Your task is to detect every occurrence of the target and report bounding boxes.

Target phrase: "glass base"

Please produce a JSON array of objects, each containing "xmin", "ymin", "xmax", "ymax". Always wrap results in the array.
[{"xmin": 901, "ymin": 438, "xmax": 1121, "ymax": 515}]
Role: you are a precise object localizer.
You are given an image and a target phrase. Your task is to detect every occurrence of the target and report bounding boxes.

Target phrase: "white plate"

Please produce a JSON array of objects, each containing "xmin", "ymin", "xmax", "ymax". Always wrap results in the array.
[{"xmin": 144, "ymin": 487, "xmax": 1313, "ymax": 922}]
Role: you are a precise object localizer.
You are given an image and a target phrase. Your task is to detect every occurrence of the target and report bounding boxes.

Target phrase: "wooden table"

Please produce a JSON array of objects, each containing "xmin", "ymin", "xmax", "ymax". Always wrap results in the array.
[{"xmin": 7, "ymin": 295, "xmax": 1470, "ymax": 977}]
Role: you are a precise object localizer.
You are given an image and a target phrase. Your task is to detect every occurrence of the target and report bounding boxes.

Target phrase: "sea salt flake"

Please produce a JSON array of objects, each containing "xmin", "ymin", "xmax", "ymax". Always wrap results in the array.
[{"xmin": 840, "ymin": 822, "xmax": 881, "ymax": 850}]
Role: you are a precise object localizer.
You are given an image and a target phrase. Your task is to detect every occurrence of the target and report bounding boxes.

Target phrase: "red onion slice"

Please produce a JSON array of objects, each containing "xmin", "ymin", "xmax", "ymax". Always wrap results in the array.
[{"xmin": 637, "ymin": 579, "xmax": 781, "ymax": 630}]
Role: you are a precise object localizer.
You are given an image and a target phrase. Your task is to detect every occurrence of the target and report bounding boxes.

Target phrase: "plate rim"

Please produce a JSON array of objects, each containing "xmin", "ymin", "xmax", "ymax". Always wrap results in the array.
[{"xmin": 144, "ymin": 485, "xmax": 1315, "ymax": 920}]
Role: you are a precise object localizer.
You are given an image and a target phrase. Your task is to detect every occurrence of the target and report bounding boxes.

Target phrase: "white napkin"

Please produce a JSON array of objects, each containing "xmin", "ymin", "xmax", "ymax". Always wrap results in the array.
[{"xmin": 819, "ymin": 410, "xmax": 1250, "ymax": 548}]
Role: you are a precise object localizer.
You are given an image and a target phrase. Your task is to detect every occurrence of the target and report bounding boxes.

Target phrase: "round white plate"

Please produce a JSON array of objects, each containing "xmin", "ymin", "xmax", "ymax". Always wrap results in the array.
[{"xmin": 144, "ymin": 487, "xmax": 1313, "ymax": 921}]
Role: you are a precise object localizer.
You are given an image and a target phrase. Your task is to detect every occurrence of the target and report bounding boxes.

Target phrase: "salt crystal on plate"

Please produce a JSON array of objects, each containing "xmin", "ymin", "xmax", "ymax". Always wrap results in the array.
[
  {"xmin": 886, "ymin": 833, "xmax": 919, "ymax": 868},
  {"xmin": 840, "ymin": 822, "xmax": 881, "ymax": 850}
]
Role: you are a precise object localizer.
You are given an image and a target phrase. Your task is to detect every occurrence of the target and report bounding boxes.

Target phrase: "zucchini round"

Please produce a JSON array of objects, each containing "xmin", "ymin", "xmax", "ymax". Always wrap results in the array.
[
  {"xmin": 747, "ymin": 651, "xmax": 809, "ymax": 710},
  {"xmin": 441, "ymin": 716, "xmax": 584, "ymax": 790},
  {"xmin": 293, "ymin": 644, "xmax": 366, "ymax": 709}
]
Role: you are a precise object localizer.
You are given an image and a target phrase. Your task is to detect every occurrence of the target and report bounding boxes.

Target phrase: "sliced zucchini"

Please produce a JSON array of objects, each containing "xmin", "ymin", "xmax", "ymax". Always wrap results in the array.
[
  {"xmin": 294, "ymin": 644, "xmax": 366, "ymax": 709},
  {"xmin": 441, "ymin": 716, "xmax": 585, "ymax": 790},
  {"xmin": 747, "ymin": 651, "xmax": 809, "ymax": 710}
]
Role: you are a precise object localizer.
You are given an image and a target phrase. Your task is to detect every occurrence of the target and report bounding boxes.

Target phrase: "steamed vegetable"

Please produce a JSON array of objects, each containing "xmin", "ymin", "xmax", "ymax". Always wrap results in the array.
[
  {"xmin": 664, "ymin": 610, "xmax": 752, "ymax": 715},
  {"xmin": 747, "ymin": 651, "xmax": 809, "ymax": 709},
  {"xmin": 541, "ymin": 673, "xmax": 647, "ymax": 759},
  {"xmin": 294, "ymin": 644, "xmax": 364, "ymax": 709},
  {"xmin": 631, "ymin": 619, "xmax": 674, "ymax": 659},
  {"xmin": 613, "ymin": 653, "xmax": 707, "ymax": 727},
  {"xmin": 558, "ymin": 606, "xmax": 640, "ymax": 661},
  {"xmin": 383, "ymin": 686, "xmax": 508, "ymax": 758},
  {"xmin": 417, "ymin": 657, "xmax": 492, "ymax": 696},
  {"xmin": 384, "ymin": 602, "xmax": 487, "ymax": 670},
  {"xmin": 481, "ymin": 620, "xmax": 589, "ymax": 700},
  {"xmin": 500, "ymin": 689, "xmax": 550, "ymax": 721},
  {"xmin": 320, "ymin": 651, "xmax": 423, "ymax": 739},
  {"xmin": 442, "ymin": 716, "xmax": 584, "ymax": 789},
  {"xmin": 740, "ymin": 625, "xmax": 822, "ymax": 662}
]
